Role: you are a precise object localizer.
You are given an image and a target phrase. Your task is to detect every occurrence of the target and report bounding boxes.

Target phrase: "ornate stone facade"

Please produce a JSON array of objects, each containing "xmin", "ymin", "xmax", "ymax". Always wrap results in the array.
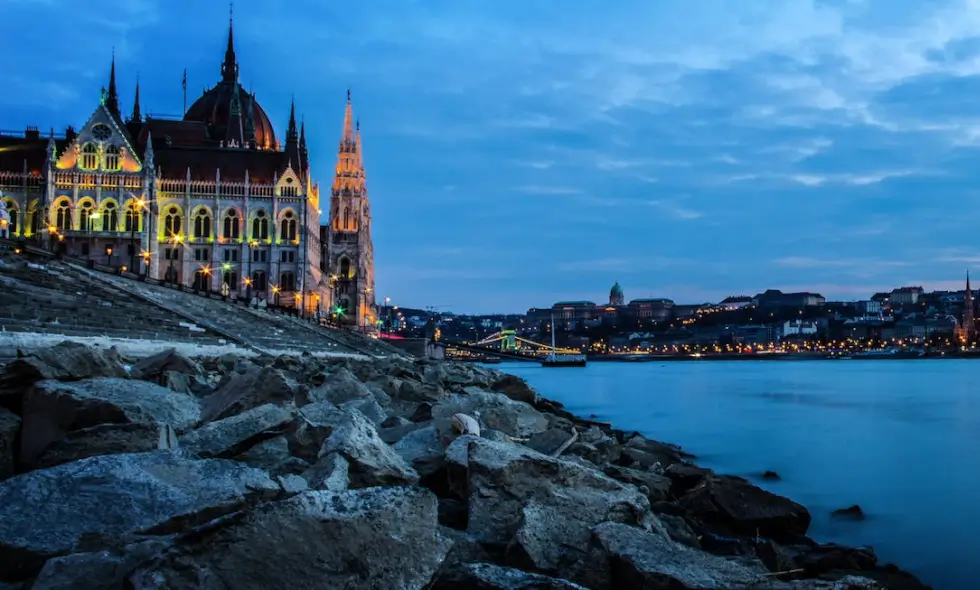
[
  {"xmin": 321, "ymin": 93, "xmax": 377, "ymax": 328},
  {"xmin": 0, "ymin": 17, "xmax": 373, "ymax": 320}
]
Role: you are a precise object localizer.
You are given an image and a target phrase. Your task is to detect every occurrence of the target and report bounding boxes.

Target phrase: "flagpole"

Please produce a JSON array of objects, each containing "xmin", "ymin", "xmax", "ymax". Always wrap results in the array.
[{"xmin": 182, "ymin": 69, "xmax": 187, "ymax": 115}]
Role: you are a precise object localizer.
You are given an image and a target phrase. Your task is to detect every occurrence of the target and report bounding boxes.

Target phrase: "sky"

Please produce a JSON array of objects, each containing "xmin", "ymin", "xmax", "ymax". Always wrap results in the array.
[{"xmin": 5, "ymin": 0, "xmax": 980, "ymax": 313}]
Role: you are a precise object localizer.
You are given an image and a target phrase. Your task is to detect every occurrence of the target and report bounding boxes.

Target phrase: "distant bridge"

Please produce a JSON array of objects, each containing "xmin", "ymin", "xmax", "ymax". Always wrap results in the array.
[{"xmin": 442, "ymin": 329, "xmax": 581, "ymax": 362}]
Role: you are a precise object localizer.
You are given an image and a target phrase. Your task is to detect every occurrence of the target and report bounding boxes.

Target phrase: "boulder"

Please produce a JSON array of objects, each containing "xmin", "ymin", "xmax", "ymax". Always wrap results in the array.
[
  {"xmin": 286, "ymin": 402, "xmax": 346, "ymax": 463},
  {"xmin": 234, "ymin": 435, "xmax": 308, "ymax": 475},
  {"xmin": 0, "ymin": 409, "xmax": 19, "ymax": 480},
  {"xmin": 130, "ymin": 349, "xmax": 202, "ymax": 383},
  {"xmin": 180, "ymin": 403, "xmax": 295, "ymax": 459},
  {"xmin": 583, "ymin": 521, "xmax": 767, "ymax": 590},
  {"xmin": 603, "ymin": 465, "xmax": 672, "ymax": 503},
  {"xmin": 320, "ymin": 407, "xmax": 419, "ymax": 487},
  {"xmin": 489, "ymin": 373, "xmax": 539, "ymax": 405},
  {"xmin": 433, "ymin": 391, "xmax": 548, "ymax": 439},
  {"xmin": 200, "ymin": 366, "xmax": 296, "ymax": 422},
  {"xmin": 0, "ymin": 451, "xmax": 279, "ymax": 582},
  {"xmin": 0, "ymin": 343, "xmax": 127, "ymax": 412},
  {"xmin": 19, "ymin": 378, "xmax": 201, "ymax": 465},
  {"xmin": 126, "ymin": 487, "xmax": 453, "ymax": 590},
  {"xmin": 679, "ymin": 474, "xmax": 812, "ymax": 540},
  {"xmin": 301, "ymin": 452, "xmax": 349, "ymax": 491},
  {"xmin": 525, "ymin": 428, "xmax": 578, "ymax": 457},
  {"xmin": 32, "ymin": 422, "xmax": 178, "ymax": 470},
  {"xmin": 341, "ymin": 397, "xmax": 387, "ymax": 426},
  {"xmin": 461, "ymin": 438, "xmax": 655, "ymax": 574},
  {"xmin": 393, "ymin": 426, "xmax": 447, "ymax": 478},
  {"xmin": 301, "ymin": 367, "xmax": 373, "ymax": 405},
  {"xmin": 30, "ymin": 539, "xmax": 169, "ymax": 590},
  {"xmin": 432, "ymin": 563, "xmax": 589, "ymax": 590}
]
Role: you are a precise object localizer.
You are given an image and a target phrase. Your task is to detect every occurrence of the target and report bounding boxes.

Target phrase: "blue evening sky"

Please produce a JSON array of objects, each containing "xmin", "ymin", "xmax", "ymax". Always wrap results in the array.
[{"xmin": 4, "ymin": 0, "xmax": 980, "ymax": 313}]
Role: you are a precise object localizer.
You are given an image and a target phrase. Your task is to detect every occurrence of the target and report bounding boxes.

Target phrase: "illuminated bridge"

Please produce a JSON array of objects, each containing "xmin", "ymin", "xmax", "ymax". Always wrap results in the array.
[{"xmin": 443, "ymin": 330, "xmax": 582, "ymax": 362}]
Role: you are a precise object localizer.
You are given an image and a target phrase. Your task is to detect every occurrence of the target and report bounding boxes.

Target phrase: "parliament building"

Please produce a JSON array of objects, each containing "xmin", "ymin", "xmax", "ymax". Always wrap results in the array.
[{"xmin": 0, "ymin": 18, "xmax": 377, "ymax": 327}]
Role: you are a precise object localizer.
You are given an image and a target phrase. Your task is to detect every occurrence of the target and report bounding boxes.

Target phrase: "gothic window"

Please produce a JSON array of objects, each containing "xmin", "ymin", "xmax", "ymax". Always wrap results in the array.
[
  {"xmin": 222, "ymin": 270, "xmax": 239, "ymax": 290},
  {"xmin": 164, "ymin": 206, "xmax": 182, "ymax": 237},
  {"xmin": 280, "ymin": 210, "xmax": 297, "ymax": 241},
  {"xmin": 251, "ymin": 210, "xmax": 269, "ymax": 240},
  {"xmin": 80, "ymin": 144, "xmax": 98, "ymax": 170},
  {"xmin": 193, "ymin": 209, "xmax": 212, "ymax": 239},
  {"xmin": 6, "ymin": 206, "xmax": 17, "ymax": 235},
  {"xmin": 339, "ymin": 257, "xmax": 352, "ymax": 279},
  {"xmin": 79, "ymin": 202, "xmax": 93, "ymax": 230},
  {"xmin": 342, "ymin": 207, "xmax": 351, "ymax": 230},
  {"xmin": 124, "ymin": 202, "xmax": 141, "ymax": 232},
  {"xmin": 280, "ymin": 272, "xmax": 296, "ymax": 291},
  {"xmin": 104, "ymin": 146, "xmax": 120, "ymax": 171},
  {"xmin": 164, "ymin": 266, "xmax": 179, "ymax": 283},
  {"xmin": 192, "ymin": 270, "xmax": 209, "ymax": 291},
  {"xmin": 91, "ymin": 123, "xmax": 112, "ymax": 141},
  {"xmin": 102, "ymin": 202, "xmax": 118, "ymax": 231},
  {"xmin": 252, "ymin": 270, "xmax": 268, "ymax": 291},
  {"xmin": 223, "ymin": 210, "xmax": 240, "ymax": 239},
  {"xmin": 56, "ymin": 201, "xmax": 71, "ymax": 231}
]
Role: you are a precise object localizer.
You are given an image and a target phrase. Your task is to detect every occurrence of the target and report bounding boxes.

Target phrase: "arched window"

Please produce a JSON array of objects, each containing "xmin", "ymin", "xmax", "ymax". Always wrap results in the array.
[
  {"xmin": 222, "ymin": 269, "xmax": 239, "ymax": 291},
  {"xmin": 280, "ymin": 271, "xmax": 296, "ymax": 292},
  {"xmin": 193, "ymin": 209, "xmax": 212, "ymax": 239},
  {"xmin": 280, "ymin": 210, "xmax": 297, "ymax": 242},
  {"xmin": 125, "ymin": 202, "xmax": 141, "ymax": 232},
  {"xmin": 104, "ymin": 146, "xmax": 120, "ymax": 171},
  {"xmin": 342, "ymin": 207, "xmax": 351, "ymax": 230},
  {"xmin": 5, "ymin": 205, "xmax": 17, "ymax": 235},
  {"xmin": 79, "ymin": 202, "xmax": 93, "ymax": 231},
  {"xmin": 252, "ymin": 270, "xmax": 268, "ymax": 291},
  {"xmin": 56, "ymin": 201, "xmax": 71, "ymax": 231},
  {"xmin": 251, "ymin": 210, "xmax": 269, "ymax": 240},
  {"xmin": 223, "ymin": 210, "xmax": 240, "ymax": 239},
  {"xmin": 339, "ymin": 257, "xmax": 352, "ymax": 279},
  {"xmin": 192, "ymin": 270, "xmax": 209, "ymax": 291},
  {"xmin": 80, "ymin": 144, "xmax": 98, "ymax": 170},
  {"xmin": 164, "ymin": 206, "xmax": 182, "ymax": 237},
  {"xmin": 28, "ymin": 202, "xmax": 40, "ymax": 235},
  {"xmin": 102, "ymin": 202, "xmax": 118, "ymax": 231}
]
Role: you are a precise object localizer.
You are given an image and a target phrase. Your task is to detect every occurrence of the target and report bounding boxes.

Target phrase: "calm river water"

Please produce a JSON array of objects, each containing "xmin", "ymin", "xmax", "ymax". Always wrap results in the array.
[{"xmin": 499, "ymin": 359, "xmax": 980, "ymax": 590}]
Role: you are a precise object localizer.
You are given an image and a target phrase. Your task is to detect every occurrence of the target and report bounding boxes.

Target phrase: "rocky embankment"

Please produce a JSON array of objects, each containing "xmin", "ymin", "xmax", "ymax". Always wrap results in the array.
[{"xmin": 0, "ymin": 342, "xmax": 930, "ymax": 589}]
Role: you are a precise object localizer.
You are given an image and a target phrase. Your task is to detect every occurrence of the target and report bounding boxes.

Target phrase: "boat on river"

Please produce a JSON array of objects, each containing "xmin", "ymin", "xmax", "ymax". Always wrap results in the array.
[{"xmin": 540, "ymin": 313, "xmax": 587, "ymax": 367}]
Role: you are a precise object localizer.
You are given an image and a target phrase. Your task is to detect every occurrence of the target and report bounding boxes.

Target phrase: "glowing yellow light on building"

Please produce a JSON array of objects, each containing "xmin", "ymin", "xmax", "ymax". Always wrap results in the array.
[
  {"xmin": 120, "ymin": 265, "xmax": 127, "ymax": 272},
  {"xmin": 47, "ymin": 225, "xmax": 56, "ymax": 233},
  {"xmin": 202, "ymin": 265, "xmax": 211, "ymax": 275},
  {"xmin": 272, "ymin": 286, "xmax": 280, "ymax": 294},
  {"xmin": 243, "ymin": 278, "xmax": 252, "ymax": 287},
  {"xmin": 222, "ymin": 263, "xmax": 231, "ymax": 271}
]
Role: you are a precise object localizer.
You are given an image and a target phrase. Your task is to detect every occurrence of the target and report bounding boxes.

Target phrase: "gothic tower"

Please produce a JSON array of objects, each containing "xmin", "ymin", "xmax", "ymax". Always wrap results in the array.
[
  {"xmin": 325, "ymin": 91, "xmax": 376, "ymax": 327},
  {"xmin": 963, "ymin": 271, "xmax": 975, "ymax": 343}
]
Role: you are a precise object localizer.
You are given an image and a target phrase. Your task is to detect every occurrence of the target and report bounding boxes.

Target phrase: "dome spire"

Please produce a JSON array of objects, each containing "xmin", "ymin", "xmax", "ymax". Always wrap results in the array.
[
  {"xmin": 221, "ymin": 3, "xmax": 239, "ymax": 83},
  {"xmin": 106, "ymin": 49, "xmax": 120, "ymax": 117}
]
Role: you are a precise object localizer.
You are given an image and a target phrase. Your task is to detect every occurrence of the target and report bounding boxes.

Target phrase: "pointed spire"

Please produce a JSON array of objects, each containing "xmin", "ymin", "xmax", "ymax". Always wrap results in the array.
[
  {"xmin": 286, "ymin": 96, "xmax": 298, "ymax": 141},
  {"xmin": 130, "ymin": 75, "xmax": 142, "ymax": 123},
  {"xmin": 341, "ymin": 89, "xmax": 355, "ymax": 143},
  {"xmin": 221, "ymin": 3, "xmax": 239, "ymax": 83},
  {"xmin": 143, "ymin": 131, "xmax": 155, "ymax": 171},
  {"xmin": 106, "ymin": 50, "xmax": 120, "ymax": 117},
  {"xmin": 299, "ymin": 118, "xmax": 309, "ymax": 173},
  {"xmin": 244, "ymin": 90, "xmax": 256, "ymax": 147},
  {"xmin": 299, "ymin": 118, "xmax": 307, "ymax": 149}
]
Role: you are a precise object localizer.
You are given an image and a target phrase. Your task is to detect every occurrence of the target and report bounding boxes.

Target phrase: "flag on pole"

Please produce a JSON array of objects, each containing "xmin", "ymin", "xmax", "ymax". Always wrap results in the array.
[{"xmin": 182, "ymin": 69, "xmax": 187, "ymax": 90}]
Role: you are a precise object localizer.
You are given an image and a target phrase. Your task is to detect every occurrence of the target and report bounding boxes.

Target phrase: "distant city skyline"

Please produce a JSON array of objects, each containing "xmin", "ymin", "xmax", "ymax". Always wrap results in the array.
[{"xmin": 6, "ymin": 0, "xmax": 980, "ymax": 313}]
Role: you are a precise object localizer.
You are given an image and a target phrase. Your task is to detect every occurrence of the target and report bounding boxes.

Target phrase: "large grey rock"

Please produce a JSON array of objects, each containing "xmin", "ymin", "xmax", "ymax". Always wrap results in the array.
[
  {"xmin": 341, "ymin": 397, "xmax": 387, "ymax": 426},
  {"xmin": 0, "ymin": 343, "xmax": 127, "ymax": 412},
  {"xmin": 461, "ymin": 438, "xmax": 655, "ymax": 575},
  {"xmin": 525, "ymin": 428, "xmax": 578, "ymax": 457},
  {"xmin": 200, "ymin": 367, "xmax": 296, "ymax": 422},
  {"xmin": 127, "ymin": 487, "xmax": 454, "ymax": 590},
  {"xmin": 287, "ymin": 402, "xmax": 347, "ymax": 463},
  {"xmin": 490, "ymin": 373, "xmax": 540, "ymax": 405},
  {"xmin": 0, "ymin": 409, "xmax": 19, "ymax": 481},
  {"xmin": 0, "ymin": 451, "xmax": 279, "ymax": 582},
  {"xmin": 679, "ymin": 474, "xmax": 812, "ymax": 540},
  {"xmin": 301, "ymin": 366, "xmax": 373, "ymax": 406},
  {"xmin": 33, "ymin": 422, "xmax": 178, "ymax": 470},
  {"xmin": 234, "ymin": 435, "xmax": 307, "ymax": 475},
  {"xmin": 180, "ymin": 403, "xmax": 295, "ymax": 459},
  {"xmin": 31, "ymin": 540, "xmax": 169, "ymax": 590},
  {"xmin": 19, "ymin": 378, "xmax": 201, "ymax": 465},
  {"xmin": 320, "ymin": 408, "xmax": 419, "ymax": 487},
  {"xmin": 130, "ymin": 349, "xmax": 202, "ymax": 383},
  {"xmin": 432, "ymin": 563, "xmax": 589, "ymax": 590},
  {"xmin": 301, "ymin": 452, "xmax": 349, "ymax": 491},
  {"xmin": 433, "ymin": 391, "xmax": 548, "ymax": 439},
  {"xmin": 392, "ymin": 426, "xmax": 447, "ymax": 478},
  {"xmin": 584, "ymin": 521, "xmax": 767, "ymax": 589}
]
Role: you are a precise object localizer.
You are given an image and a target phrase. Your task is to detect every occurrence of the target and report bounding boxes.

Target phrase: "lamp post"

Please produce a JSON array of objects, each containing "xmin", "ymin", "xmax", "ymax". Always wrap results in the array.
[
  {"xmin": 167, "ymin": 234, "xmax": 184, "ymax": 285},
  {"xmin": 88, "ymin": 212, "xmax": 100, "ymax": 262},
  {"xmin": 384, "ymin": 296, "xmax": 391, "ymax": 334},
  {"xmin": 129, "ymin": 198, "xmax": 144, "ymax": 274},
  {"xmin": 105, "ymin": 245, "xmax": 114, "ymax": 268},
  {"xmin": 245, "ymin": 239, "xmax": 258, "ymax": 306},
  {"xmin": 141, "ymin": 250, "xmax": 151, "ymax": 279},
  {"xmin": 272, "ymin": 285, "xmax": 281, "ymax": 307}
]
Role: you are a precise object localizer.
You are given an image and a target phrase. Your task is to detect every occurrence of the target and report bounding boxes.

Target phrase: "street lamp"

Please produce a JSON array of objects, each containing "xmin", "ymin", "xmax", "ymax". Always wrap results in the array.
[
  {"xmin": 384, "ymin": 296, "xmax": 391, "ymax": 334},
  {"xmin": 129, "ymin": 198, "xmax": 144, "ymax": 274},
  {"xmin": 245, "ymin": 239, "xmax": 258, "ymax": 306},
  {"xmin": 88, "ymin": 213, "xmax": 100, "ymax": 262},
  {"xmin": 167, "ymin": 234, "xmax": 184, "ymax": 285},
  {"xmin": 272, "ymin": 285, "xmax": 281, "ymax": 306},
  {"xmin": 141, "ymin": 250, "xmax": 151, "ymax": 279}
]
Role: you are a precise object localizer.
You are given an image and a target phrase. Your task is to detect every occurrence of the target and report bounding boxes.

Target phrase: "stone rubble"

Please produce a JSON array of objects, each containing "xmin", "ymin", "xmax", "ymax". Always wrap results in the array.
[{"xmin": 0, "ymin": 343, "xmax": 931, "ymax": 589}]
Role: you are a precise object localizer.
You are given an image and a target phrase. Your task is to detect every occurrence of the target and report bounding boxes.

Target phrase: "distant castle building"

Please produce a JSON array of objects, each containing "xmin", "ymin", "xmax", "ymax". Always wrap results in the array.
[
  {"xmin": 0, "ymin": 15, "xmax": 377, "ymax": 327},
  {"xmin": 609, "ymin": 281, "xmax": 624, "ymax": 306}
]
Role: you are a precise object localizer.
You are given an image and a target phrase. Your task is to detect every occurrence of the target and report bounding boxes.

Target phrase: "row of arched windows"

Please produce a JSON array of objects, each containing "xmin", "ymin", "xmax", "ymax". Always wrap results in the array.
[
  {"xmin": 162, "ymin": 206, "xmax": 298, "ymax": 241},
  {"xmin": 52, "ymin": 200, "xmax": 140, "ymax": 232},
  {"xmin": 189, "ymin": 270, "xmax": 297, "ymax": 293},
  {"xmin": 79, "ymin": 144, "xmax": 121, "ymax": 171}
]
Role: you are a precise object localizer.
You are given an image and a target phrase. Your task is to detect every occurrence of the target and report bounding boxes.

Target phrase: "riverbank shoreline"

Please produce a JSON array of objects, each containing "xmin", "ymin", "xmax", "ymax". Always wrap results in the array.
[{"xmin": 0, "ymin": 342, "xmax": 931, "ymax": 588}]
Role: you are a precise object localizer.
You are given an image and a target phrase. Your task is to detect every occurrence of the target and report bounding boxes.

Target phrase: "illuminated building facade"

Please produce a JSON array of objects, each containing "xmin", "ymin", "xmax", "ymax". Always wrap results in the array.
[
  {"xmin": 320, "ymin": 93, "xmax": 377, "ymax": 328},
  {"xmin": 0, "ymin": 17, "xmax": 373, "ymax": 318}
]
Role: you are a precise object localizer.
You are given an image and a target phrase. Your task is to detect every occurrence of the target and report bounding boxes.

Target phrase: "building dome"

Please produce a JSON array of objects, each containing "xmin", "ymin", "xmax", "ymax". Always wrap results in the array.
[
  {"xmin": 184, "ymin": 83, "xmax": 277, "ymax": 149},
  {"xmin": 609, "ymin": 281, "xmax": 625, "ymax": 306}
]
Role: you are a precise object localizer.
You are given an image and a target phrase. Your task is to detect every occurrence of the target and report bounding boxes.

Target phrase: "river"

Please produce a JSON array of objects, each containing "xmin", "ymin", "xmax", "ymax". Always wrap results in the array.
[{"xmin": 498, "ymin": 359, "xmax": 980, "ymax": 590}]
